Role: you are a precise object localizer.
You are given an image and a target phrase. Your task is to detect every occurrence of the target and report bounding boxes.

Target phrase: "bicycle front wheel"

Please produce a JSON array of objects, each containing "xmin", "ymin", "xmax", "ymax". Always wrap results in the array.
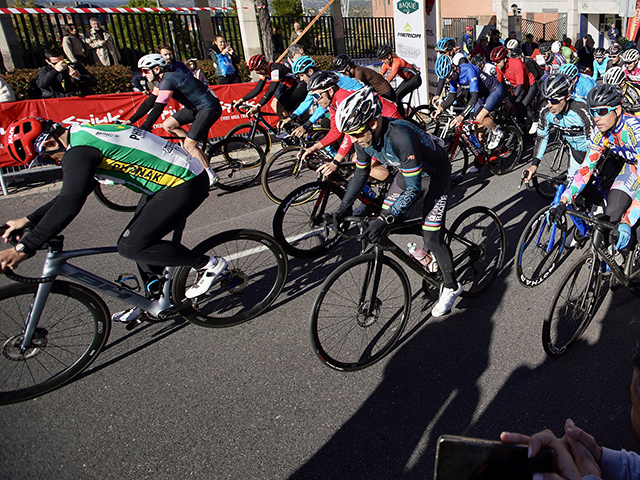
[
  {"xmin": 273, "ymin": 181, "xmax": 344, "ymax": 258},
  {"xmin": 542, "ymin": 253, "xmax": 602, "ymax": 357},
  {"xmin": 447, "ymin": 139, "xmax": 469, "ymax": 179},
  {"xmin": 515, "ymin": 205, "xmax": 567, "ymax": 287},
  {"xmin": 94, "ymin": 183, "xmax": 141, "ymax": 212},
  {"xmin": 207, "ymin": 137, "xmax": 265, "ymax": 191},
  {"xmin": 172, "ymin": 229, "xmax": 288, "ymax": 327},
  {"xmin": 447, "ymin": 206, "xmax": 506, "ymax": 297},
  {"xmin": 532, "ymin": 141, "xmax": 569, "ymax": 200},
  {"xmin": 261, "ymin": 146, "xmax": 320, "ymax": 204},
  {"xmin": 310, "ymin": 254, "xmax": 411, "ymax": 371},
  {"xmin": 0, "ymin": 281, "xmax": 111, "ymax": 405},
  {"xmin": 225, "ymin": 122, "xmax": 272, "ymax": 156},
  {"xmin": 488, "ymin": 123, "xmax": 523, "ymax": 175}
]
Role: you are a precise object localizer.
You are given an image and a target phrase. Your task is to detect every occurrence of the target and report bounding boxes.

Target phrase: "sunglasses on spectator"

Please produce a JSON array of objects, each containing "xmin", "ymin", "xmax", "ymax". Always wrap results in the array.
[
  {"xmin": 589, "ymin": 106, "xmax": 617, "ymax": 117},
  {"xmin": 545, "ymin": 97, "xmax": 565, "ymax": 105}
]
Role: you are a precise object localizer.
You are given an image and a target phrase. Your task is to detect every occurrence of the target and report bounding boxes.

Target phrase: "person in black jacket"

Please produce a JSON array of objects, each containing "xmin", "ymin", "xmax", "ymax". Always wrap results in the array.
[{"xmin": 35, "ymin": 48, "xmax": 97, "ymax": 98}]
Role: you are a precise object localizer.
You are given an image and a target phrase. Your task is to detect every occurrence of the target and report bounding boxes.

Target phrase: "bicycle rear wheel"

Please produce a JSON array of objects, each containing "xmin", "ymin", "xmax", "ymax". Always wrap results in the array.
[
  {"xmin": 532, "ymin": 141, "xmax": 569, "ymax": 200},
  {"xmin": 207, "ymin": 137, "xmax": 265, "ymax": 191},
  {"xmin": 542, "ymin": 253, "xmax": 602, "ymax": 357},
  {"xmin": 225, "ymin": 122, "xmax": 272, "ymax": 156},
  {"xmin": 488, "ymin": 123, "xmax": 523, "ymax": 175},
  {"xmin": 94, "ymin": 183, "xmax": 141, "ymax": 212},
  {"xmin": 447, "ymin": 206, "xmax": 506, "ymax": 297},
  {"xmin": 273, "ymin": 181, "xmax": 344, "ymax": 258},
  {"xmin": 515, "ymin": 205, "xmax": 567, "ymax": 287},
  {"xmin": 310, "ymin": 253, "xmax": 411, "ymax": 371},
  {"xmin": 0, "ymin": 281, "xmax": 111, "ymax": 405},
  {"xmin": 261, "ymin": 146, "xmax": 322, "ymax": 204},
  {"xmin": 172, "ymin": 229, "xmax": 288, "ymax": 327}
]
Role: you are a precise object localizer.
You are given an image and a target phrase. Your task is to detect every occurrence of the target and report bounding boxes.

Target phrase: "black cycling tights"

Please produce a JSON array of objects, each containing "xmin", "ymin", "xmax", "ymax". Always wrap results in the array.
[
  {"xmin": 117, "ymin": 172, "xmax": 210, "ymax": 270},
  {"xmin": 395, "ymin": 74, "xmax": 422, "ymax": 118}
]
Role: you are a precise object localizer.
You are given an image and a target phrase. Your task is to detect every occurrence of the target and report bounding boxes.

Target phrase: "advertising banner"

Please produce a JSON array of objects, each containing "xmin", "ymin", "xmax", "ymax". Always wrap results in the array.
[{"xmin": 0, "ymin": 83, "xmax": 277, "ymax": 168}]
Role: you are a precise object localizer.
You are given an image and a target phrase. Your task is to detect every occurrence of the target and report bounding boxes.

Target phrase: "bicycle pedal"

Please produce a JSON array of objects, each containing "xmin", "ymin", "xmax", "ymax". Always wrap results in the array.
[{"xmin": 124, "ymin": 318, "xmax": 144, "ymax": 331}]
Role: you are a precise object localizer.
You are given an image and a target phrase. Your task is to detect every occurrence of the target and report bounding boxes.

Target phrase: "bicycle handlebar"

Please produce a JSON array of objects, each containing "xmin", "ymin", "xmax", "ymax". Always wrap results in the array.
[{"xmin": 565, "ymin": 209, "xmax": 617, "ymax": 232}]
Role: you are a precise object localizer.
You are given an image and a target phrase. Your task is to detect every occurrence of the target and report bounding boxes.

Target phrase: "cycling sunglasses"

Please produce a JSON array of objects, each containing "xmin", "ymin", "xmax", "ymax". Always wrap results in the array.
[
  {"xmin": 310, "ymin": 87, "xmax": 331, "ymax": 101},
  {"xmin": 345, "ymin": 124, "xmax": 371, "ymax": 136},
  {"xmin": 589, "ymin": 106, "xmax": 617, "ymax": 117},
  {"xmin": 624, "ymin": 60, "xmax": 638, "ymax": 64},
  {"xmin": 545, "ymin": 97, "xmax": 565, "ymax": 105},
  {"xmin": 141, "ymin": 67, "xmax": 152, "ymax": 74}
]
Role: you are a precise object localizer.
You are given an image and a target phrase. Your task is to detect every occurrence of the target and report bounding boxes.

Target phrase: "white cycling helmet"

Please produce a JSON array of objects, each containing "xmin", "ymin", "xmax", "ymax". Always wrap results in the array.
[
  {"xmin": 551, "ymin": 41, "xmax": 562, "ymax": 53},
  {"xmin": 603, "ymin": 66, "xmax": 626, "ymax": 86},
  {"xmin": 138, "ymin": 54, "xmax": 168, "ymax": 69},
  {"xmin": 334, "ymin": 86, "xmax": 382, "ymax": 134},
  {"xmin": 621, "ymin": 48, "xmax": 640, "ymax": 63},
  {"xmin": 506, "ymin": 39, "xmax": 519, "ymax": 50}
]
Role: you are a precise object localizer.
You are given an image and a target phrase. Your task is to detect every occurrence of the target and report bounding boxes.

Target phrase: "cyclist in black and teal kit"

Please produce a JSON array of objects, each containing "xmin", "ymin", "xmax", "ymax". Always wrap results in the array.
[
  {"xmin": 433, "ymin": 55, "xmax": 505, "ymax": 150},
  {"xmin": 330, "ymin": 88, "xmax": 463, "ymax": 317},
  {"xmin": 1, "ymin": 118, "xmax": 226, "ymax": 323},
  {"xmin": 522, "ymin": 74, "xmax": 594, "ymax": 185},
  {"xmin": 126, "ymin": 54, "xmax": 222, "ymax": 186}
]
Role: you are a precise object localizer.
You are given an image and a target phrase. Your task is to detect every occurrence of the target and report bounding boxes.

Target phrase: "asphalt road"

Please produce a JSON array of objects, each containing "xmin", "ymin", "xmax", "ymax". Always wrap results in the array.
[{"xmin": 1, "ymin": 148, "xmax": 639, "ymax": 480}]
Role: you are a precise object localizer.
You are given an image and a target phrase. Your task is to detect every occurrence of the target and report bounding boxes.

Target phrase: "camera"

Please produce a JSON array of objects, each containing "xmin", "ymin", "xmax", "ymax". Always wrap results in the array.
[{"xmin": 63, "ymin": 60, "xmax": 78, "ymax": 69}]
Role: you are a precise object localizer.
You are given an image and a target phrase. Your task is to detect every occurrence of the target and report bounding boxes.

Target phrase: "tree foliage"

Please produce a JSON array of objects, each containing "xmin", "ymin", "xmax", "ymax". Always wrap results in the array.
[
  {"xmin": 123, "ymin": 0, "xmax": 164, "ymax": 7},
  {"xmin": 271, "ymin": 0, "xmax": 303, "ymax": 17}
]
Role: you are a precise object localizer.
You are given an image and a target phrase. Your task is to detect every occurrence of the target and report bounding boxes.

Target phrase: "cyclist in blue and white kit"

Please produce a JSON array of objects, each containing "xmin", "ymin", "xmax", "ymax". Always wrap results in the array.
[
  {"xmin": 330, "ymin": 88, "xmax": 463, "ymax": 317},
  {"xmin": 522, "ymin": 74, "xmax": 594, "ymax": 185},
  {"xmin": 432, "ymin": 55, "xmax": 505, "ymax": 150},
  {"xmin": 430, "ymin": 38, "xmax": 469, "ymax": 107},
  {"xmin": 558, "ymin": 63, "xmax": 597, "ymax": 102},
  {"xmin": 280, "ymin": 55, "xmax": 363, "ymax": 137}
]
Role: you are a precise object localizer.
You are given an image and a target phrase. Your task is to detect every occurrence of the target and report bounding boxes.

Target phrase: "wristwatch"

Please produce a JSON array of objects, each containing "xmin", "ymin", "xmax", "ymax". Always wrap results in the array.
[
  {"xmin": 379, "ymin": 214, "xmax": 395, "ymax": 225},
  {"xmin": 14, "ymin": 242, "xmax": 33, "ymax": 255}
]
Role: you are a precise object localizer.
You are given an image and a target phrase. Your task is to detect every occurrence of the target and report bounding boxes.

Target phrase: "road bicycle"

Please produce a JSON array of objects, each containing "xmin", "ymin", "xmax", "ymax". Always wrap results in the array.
[
  {"xmin": 309, "ymin": 206, "xmax": 505, "ymax": 371},
  {"xmin": 0, "ymin": 224, "xmax": 288, "ymax": 404},
  {"xmin": 515, "ymin": 151, "xmax": 624, "ymax": 287},
  {"xmin": 542, "ymin": 209, "xmax": 640, "ymax": 357},
  {"xmin": 272, "ymin": 161, "xmax": 390, "ymax": 258},
  {"xmin": 93, "ymin": 132, "xmax": 266, "ymax": 212},
  {"xmin": 224, "ymin": 104, "xmax": 281, "ymax": 156},
  {"xmin": 530, "ymin": 137, "xmax": 572, "ymax": 200}
]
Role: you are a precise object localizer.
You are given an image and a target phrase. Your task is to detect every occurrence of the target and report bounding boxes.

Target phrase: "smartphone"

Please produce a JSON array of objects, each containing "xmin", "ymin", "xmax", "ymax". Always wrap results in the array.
[{"xmin": 434, "ymin": 435, "xmax": 554, "ymax": 480}]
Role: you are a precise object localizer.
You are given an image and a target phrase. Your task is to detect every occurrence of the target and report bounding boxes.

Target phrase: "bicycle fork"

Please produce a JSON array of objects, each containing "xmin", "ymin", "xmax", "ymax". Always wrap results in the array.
[{"xmin": 357, "ymin": 249, "xmax": 386, "ymax": 326}]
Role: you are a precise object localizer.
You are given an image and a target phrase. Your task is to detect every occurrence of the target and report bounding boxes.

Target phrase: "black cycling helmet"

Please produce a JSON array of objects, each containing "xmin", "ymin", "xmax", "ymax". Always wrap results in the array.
[
  {"xmin": 470, "ymin": 53, "xmax": 485, "ymax": 68},
  {"xmin": 509, "ymin": 46, "xmax": 523, "ymax": 58},
  {"xmin": 609, "ymin": 43, "xmax": 623, "ymax": 56},
  {"xmin": 541, "ymin": 74, "xmax": 572, "ymax": 99},
  {"xmin": 307, "ymin": 70, "xmax": 340, "ymax": 91},
  {"xmin": 587, "ymin": 83, "xmax": 623, "ymax": 108},
  {"xmin": 376, "ymin": 44, "xmax": 393, "ymax": 59},
  {"xmin": 594, "ymin": 47, "xmax": 606, "ymax": 58},
  {"xmin": 538, "ymin": 42, "xmax": 552, "ymax": 54},
  {"xmin": 332, "ymin": 54, "xmax": 352, "ymax": 72}
]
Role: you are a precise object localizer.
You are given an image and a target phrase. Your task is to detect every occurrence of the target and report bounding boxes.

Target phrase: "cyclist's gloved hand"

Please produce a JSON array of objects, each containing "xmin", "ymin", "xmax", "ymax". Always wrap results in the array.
[
  {"xmin": 546, "ymin": 202, "xmax": 567, "ymax": 226},
  {"xmin": 331, "ymin": 205, "xmax": 351, "ymax": 231},
  {"xmin": 361, "ymin": 217, "xmax": 386, "ymax": 243},
  {"xmin": 610, "ymin": 223, "xmax": 632, "ymax": 250}
]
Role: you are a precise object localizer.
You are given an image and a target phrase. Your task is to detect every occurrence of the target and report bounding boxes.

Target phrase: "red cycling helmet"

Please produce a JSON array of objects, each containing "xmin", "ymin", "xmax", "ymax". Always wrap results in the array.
[
  {"xmin": 465, "ymin": 25, "xmax": 473, "ymax": 31},
  {"xmin": 247, "ymin": 54, "xmax": 267, "ymax": 71},
  {"xmin": 5, "ymin": 116, "xmax": 55, "ymax": 165},
  {"xmin": 490, "ymin": 46, "xmax": 508, "ymax": 63}
]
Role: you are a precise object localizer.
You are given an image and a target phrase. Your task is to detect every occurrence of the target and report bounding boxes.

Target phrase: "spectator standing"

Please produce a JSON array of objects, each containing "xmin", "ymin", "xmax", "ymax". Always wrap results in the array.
[
  {"xmin": 35, "ymin": 48, "xmax": 97, "ymax": 98},
  {"xmin": 561, "ymin": 38, "xmax": 577, "ymax": 63},
  {"xmin": 208, "ymin": 36, "xmax": 241, "ymax": 84},
  {"xmin": 608, "ymin": 23, "xmax": 620, "ymax": 47},
  {"xmin": 157, "ymin": 44, "xmax": 191, "ymax": 75},
  {"xmin": 522, "ymin": 33, "xmax": 538, "ymax": 57},
  {"xmin": 0, "ymin": 75, "xmax": 16, "ymax": 102},
  {"xmin": 289, "ymin": 22, "xmax": 312, "ymax": 53},
  {"xmin": 577, "ymin": 35, "xmax": 595, "ymax": 73},
  {"xmin": 186, "ymin": 59, "xmax": 208, "ymax": 86},
  {"xmin": 273, "ymin": 27, "xmax": 285, "ymax": 55},
  {"xmin": 85, "ymin": 17, "xmax": 120, "ymax": 66},
  {"xmin": 487, "ymin": 29, "xmax": 502, "ymax": 58},
  {"xmin": 462, "ymin": 26, "xmax": 474, "ymax": 56},
  {"xmin": 470, "ymin": 35, "xmax": 490, "ymax": 60},
  {"xmin": 61, "ymin": 25, "xmax": 87, "ymax": 64}
]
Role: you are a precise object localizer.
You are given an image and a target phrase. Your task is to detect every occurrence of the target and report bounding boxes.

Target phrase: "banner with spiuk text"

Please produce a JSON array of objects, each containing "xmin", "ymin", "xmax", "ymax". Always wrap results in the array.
[{"xmin": 0, "ymin": 83, "xmax": 277, "ymax": 168}]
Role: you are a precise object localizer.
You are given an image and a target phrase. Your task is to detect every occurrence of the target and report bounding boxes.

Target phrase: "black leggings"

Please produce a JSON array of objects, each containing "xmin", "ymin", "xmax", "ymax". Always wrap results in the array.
[
  {"xmin": 118, "ymin": 172, "xmax": 210, "ymax": 269},
  {"xmin": 395, "ymin": 74, "xmax": 422, "ymax": 117}
]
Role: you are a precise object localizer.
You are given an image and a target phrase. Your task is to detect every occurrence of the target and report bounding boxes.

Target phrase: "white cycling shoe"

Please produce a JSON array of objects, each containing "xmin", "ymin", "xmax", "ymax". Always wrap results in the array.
[
  {"xmin": 431, "ymin": 282, "xmax": 463, "ymax": 317},
  {"xmin": 486, "ymin": 128, "xmax": 503, "ymax": 150},
  {"xmin": 112, "ymin": 307, "xmax": 141, "ymax": 323},
  {"xmin": 185, "ymin": 257, "xmax": 227, "ymax": 299}
]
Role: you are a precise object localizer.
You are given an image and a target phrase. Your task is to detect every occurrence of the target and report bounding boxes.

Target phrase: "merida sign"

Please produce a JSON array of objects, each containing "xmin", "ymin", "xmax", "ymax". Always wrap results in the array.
[{"xmin": 397, "ymin": 0, "xmax": 419, "ymax": 14}]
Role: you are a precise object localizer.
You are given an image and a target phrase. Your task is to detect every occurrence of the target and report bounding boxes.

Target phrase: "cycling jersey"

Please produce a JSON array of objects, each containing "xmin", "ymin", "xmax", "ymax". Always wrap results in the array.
[
  {"xmin": 302, "ymin": 73, "xmax": 364, "ymax": 126},
  {"xmin": 241, "ymin": 62, "xmax": 299, "ymax": 107},
  {"xmin": 380, "ymin": 56, "xmax": 420, "ymax": 82},
  {"xmin": 484, "ymin": 62, "xmax": 498, "ymax": 77},
  {"xmin": 533, "ymin": 100, "xmax": 593, "ymax": 173},
  {"xmin": 592, "ymin": 59, "xmax": 608, "ymax": 81},
  {"xmin": 443, "ymin": 63, "xmax": 503, "ymax": 116},
  {"xmin": 540, "ymin": 53, "xmax": 567, "ymax": 82},
  {"xmin": 562, "ymin": 113, "xmax": 640, "ymax": 226},
  {"xmin": 625, "ymin": 65, "xmax": 640, "ymax": 85},
  {"xmin": 622, "ymin": 82, "xmax": 640, "ymax": 115},
  {"xmin": 352, "ymin": 65, "xmax": 393, "ymax": 96},
  {"xmin": 496, "ymin": 57, "xmax": 534, "ymax": 90},
  {"xmin": 452, "ymin": 51, "xmax": 468, "ymax": 65},
  {"xmin": 573, "ymin": 74, "xmax": 597, "ymax": 101}
]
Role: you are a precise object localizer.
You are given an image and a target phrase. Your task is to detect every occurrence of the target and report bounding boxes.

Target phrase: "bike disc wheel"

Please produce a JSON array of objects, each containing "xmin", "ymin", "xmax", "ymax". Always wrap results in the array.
[
  {"xmin": 93, "ymin": 183, "xmax": 141, "ymax": 212},
  {"xmin": 532, "ymin": 141, "xmax": 569, "ymax": 200},
  {"xmin": 273, "ymin": 181, "xmax": 345, "ymax": 258},
  {"xmin": 310, "ymin": 254, "xmax": 411, "ymax": 371},
  {"xmin": 0, "ymin": 281, "xmax": 111, "ymax": 405},
  {"xmin": 225, "ymin": 122, "xmax": 272, "ymax": 156},
  {"xmin": 488, "ymin": 124, "xmax": 523, "ymax": 175},
  {"xmin": 515, "ymin": 205, "xmax": 567, "ymax": 287},
  {"xmin": 447, "ymin": 206, "xmax": 506, "ymax": 297},
  {"xmin": 172, "ymin": 229, "xmax": 288, "ymax": 327},
  {"xmin": 208, "ymin": 137, "xmax": 265, "ymax": 192},
  {"xmin": 261, "ymin": 146, "xmax": 321, "ymax": 204},
  {"xmin": 542, "ymin": 254, "xmax": 602, "ymax": 357}
]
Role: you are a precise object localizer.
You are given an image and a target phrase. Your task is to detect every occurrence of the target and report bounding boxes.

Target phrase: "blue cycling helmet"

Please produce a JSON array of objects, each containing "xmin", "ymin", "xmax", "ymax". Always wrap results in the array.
[
  {"xmin": 292, "ymin": 55, "xmax": 315, "ymax": 75},
  {"xmin": 558, "ymin": 63, "xmax": 579, "ymax": 79},
  {"xmin": 435, "ymin": 55, "xmax": 453, "ymax": 79},
  {"xmin": 436, "ymin": 38, "xmax": 456, "ymax": 53}
]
